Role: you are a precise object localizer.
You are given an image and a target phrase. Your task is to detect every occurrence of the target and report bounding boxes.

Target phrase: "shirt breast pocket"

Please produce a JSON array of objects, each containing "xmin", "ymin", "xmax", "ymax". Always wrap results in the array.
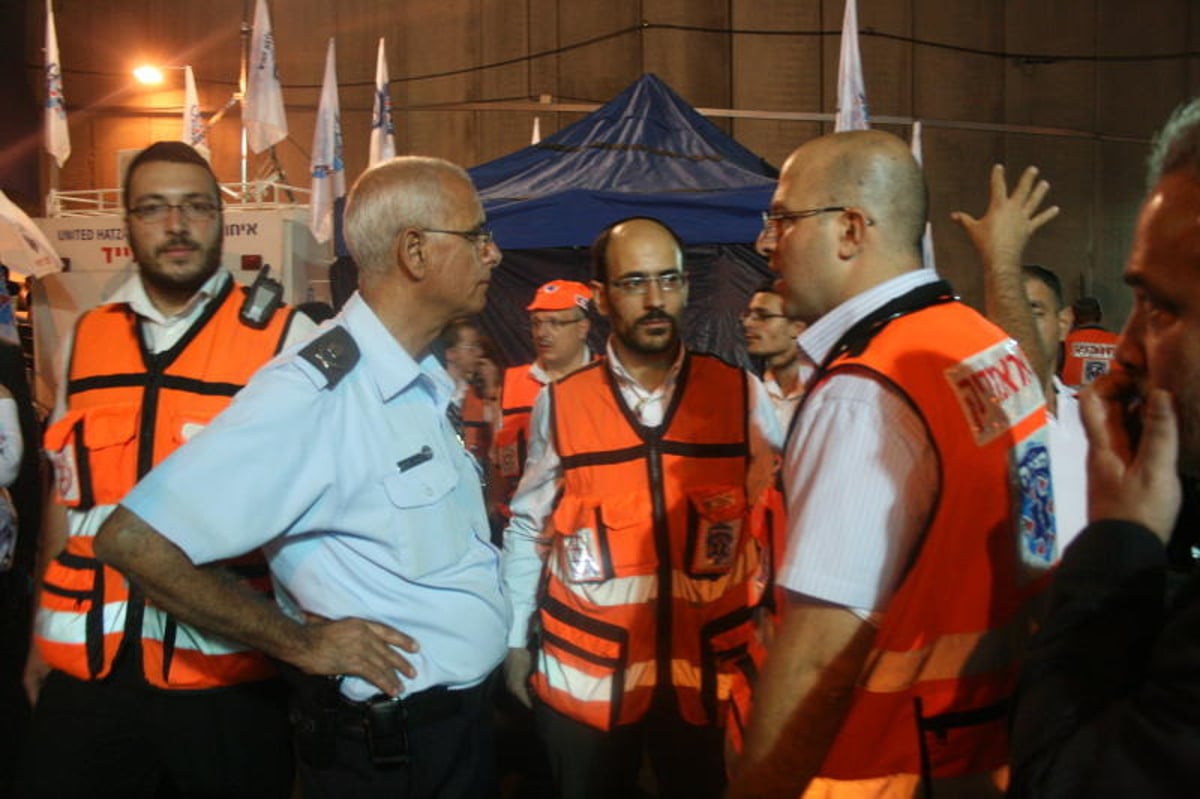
[{"xmin": 381, "ymin": 458, "xmax": 470, "ymax": 580}]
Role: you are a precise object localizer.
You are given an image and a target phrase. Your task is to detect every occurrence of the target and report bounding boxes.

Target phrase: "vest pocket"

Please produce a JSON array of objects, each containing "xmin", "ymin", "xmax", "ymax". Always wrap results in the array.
[
  {"xmin": 551, "ymin": 494, "xmax": 657, "ymax": 584},
  {"xmin": 684, "ymin": 484, "xmax": 748, "ymax": 578},
  {"xmin": 537, "ymin": 593, "xmax": 630, "ymax": 730},
  {"xmin": 45, "ymin": 404, "xmax": 139, "ymax": 509},
  {"xmin": 696, "ymin": 605, "xmax": 757, "ymax": 724},
  {"xmin": 39, "ymin": 549, "xmax": 111, "ymax": 679}
]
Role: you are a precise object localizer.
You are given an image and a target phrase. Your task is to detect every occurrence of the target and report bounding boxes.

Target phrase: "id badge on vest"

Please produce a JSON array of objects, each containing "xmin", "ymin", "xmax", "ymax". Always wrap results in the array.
[{"xmin": 556, "ymin": 504, "xmax": 613, "ymax": 584}]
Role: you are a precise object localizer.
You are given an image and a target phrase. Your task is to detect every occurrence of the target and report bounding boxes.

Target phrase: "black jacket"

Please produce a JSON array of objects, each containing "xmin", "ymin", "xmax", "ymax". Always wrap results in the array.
[{"xmin": 1009, "ymin": 519, "xmax": 1200, "ymax": 797}]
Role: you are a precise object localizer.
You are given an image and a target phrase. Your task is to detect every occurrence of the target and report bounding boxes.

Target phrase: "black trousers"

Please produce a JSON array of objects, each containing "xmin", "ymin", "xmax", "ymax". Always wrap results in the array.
[
  {"xmin": 19, "ymin": 661, "xmax": 293, "ymax": 798},
  {"xmin": 294, "ymin": 677, "xmax": 498, "ymax": 799},
  {"xmin": 534, "ymin": 692, "xmax": 727, "ymax": 799}
]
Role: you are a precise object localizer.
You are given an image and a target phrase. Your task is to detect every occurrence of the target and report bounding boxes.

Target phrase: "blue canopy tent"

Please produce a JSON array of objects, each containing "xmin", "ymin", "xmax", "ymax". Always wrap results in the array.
[
  {"xmin": 473, "ymin": 73, "xmax": 777, "ymax": 248},
  {"xmin": 468, "ymin": 74, "xmax": 780, "ymax": 369},
  {"xmin": 333, "ymin": 74, "xmax": 781, "ymax": 368}
]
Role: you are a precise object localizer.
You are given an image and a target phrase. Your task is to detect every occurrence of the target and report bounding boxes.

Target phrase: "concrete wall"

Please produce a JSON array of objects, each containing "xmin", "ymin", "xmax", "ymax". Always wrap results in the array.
[{"xmin": 24, "ymin": 0, "xmax": 1199, "ymax": 323}]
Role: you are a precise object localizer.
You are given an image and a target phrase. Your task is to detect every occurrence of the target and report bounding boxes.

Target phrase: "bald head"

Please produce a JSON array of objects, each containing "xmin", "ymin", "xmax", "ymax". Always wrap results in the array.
[
  {"xmin": 344, "ymin": 156, "xmax": 477, "ymax": 276},
  {"xmin": 781, "ymin": 130, "xmax": 928, "ymax": 257},
  {"xmin": 591, "ymin": 216, "xmax": 685, "ymax": 283}
]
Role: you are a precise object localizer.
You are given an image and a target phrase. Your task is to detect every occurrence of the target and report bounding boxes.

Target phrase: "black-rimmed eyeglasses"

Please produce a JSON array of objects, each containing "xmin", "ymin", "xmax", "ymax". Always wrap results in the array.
[
  {"xmin": 128, "ymin": 200, "xmax": 220, "ymax": 223},
  {"xmin": 739, "ymin": 308, "xmax": 789, "ymax": 323},
  {"xmin": 608, "ymin": 271, "xmax": 687, "ymax": 295},
  {"xmin": 421, "ymin": 225, "xmax": 495, "ymax": 248},
  {"xmin": 759, "ymin": 206, "xmax": 874, "ymax": 237}
]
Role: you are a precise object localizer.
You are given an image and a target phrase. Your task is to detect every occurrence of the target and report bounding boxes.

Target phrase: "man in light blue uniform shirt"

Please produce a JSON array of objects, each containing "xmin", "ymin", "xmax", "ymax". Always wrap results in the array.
[{"xmin": 93, "ymin": 156, "xmax": 508, "ymax": 799}]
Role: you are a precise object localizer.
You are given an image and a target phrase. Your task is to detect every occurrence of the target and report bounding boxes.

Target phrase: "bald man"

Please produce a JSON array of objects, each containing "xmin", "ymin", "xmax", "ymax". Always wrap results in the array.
[
  {"xmin": 502, "ymin": 217, "xmax": 782, "ymax": 799},
  {"xmin": 729, "ymin": 131, "xmax": 1052, "ymax": 798}
]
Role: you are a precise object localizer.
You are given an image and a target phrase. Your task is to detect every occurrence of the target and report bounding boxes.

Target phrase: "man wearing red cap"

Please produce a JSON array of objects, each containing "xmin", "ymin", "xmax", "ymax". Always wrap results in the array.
[{"xmin": 493, "ymin": 280, "xmax": 593, "ymax": 515}]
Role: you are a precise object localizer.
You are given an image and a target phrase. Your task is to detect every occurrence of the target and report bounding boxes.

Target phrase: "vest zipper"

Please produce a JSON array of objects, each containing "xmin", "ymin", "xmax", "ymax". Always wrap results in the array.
[{"xmin": 647, "ymin": 440, "xmax": 672, "ymax": 701}]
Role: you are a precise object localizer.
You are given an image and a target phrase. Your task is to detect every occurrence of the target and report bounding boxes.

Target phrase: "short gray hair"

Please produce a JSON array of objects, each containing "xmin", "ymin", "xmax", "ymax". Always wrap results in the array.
[
  {"xmin": 343, "ymin": 156, "xmax": 473, "ymax": 274},
  {"xmin": 1148, "ymin": 99, "xmax": 1200, "ymax": 188}
]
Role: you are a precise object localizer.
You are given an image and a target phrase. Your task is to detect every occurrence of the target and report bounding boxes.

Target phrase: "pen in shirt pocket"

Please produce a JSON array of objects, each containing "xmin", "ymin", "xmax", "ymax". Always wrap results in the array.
[{"xmin": 397, "ymin": 445, "xmax": 433, "ymax": 472}]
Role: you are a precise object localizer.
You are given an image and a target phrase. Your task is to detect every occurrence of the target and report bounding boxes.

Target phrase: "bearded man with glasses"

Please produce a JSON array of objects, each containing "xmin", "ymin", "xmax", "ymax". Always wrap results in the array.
[
  {"xmin": 501, "ymin": 216, "xmax": 783, "ymax": 799},
  {"xmin": 21, "ymin": 141, "xmax": 316, "ymax": 797}
]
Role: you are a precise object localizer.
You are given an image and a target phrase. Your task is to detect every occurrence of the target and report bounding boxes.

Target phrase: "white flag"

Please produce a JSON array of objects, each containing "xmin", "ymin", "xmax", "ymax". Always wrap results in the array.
[
  {"xmin": 910, "ymin": 121, "xmax": 937, "ymax": 273},
  {"xmin": 44, "ymin": 0, "xmax": 70, "ymax": 167},
  {"xmin": 368, "ymin": 38, "xmax": 396, "ymax": 167},
  {"xmin": 531, "ymin": 117, "xmax": 541, "ymax": 145},
  {"xmin": 182, "ymin": 66, "xmax": 211, "ymax": 160},
  {"xmin": 834, "ymin": 0, "xmax": 869, "ymax": 132},
  {"xmin": 0, "ymin": 189, "xmax": 63, "ymax": 276},
  {"xmin": 310, "ymin": 39, "xmax": 345, "ymax": 244},
  {"xmin": 244, "ymin": 0, "xmax": 288, "ymax": 153}
]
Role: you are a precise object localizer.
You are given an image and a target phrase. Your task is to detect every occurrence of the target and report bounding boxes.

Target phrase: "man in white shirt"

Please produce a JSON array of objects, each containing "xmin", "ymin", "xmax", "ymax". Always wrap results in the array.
[
  {"xmin": 493, "ymin": 280, "xmax": 593, "ymax": 517},
  {"xmin": 741, "ymin": 280, "xmax": 813, "ymax": 433},
  {"xmin": 730, "ymin": 131, "xmax": 1051, "ymax": 798},
  {"xmin": 21, "ymin": 141, "xmax": 315, "ymax": 797},
  {"xmin": 502, "ymin": 217, "xmax": 781, "ymax": 799}
]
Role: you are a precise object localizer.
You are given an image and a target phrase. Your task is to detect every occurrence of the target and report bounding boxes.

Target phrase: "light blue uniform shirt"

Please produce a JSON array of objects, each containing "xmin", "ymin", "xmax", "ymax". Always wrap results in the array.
[{"xmin": 123, "ymin": 293, "xmax": 509, "ymax": 700}]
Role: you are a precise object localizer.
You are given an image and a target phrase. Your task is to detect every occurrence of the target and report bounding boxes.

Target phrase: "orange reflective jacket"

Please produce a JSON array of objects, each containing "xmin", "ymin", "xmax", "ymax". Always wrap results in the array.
[
  {"xmin": 1060, "ymin": 325, "xmax": 1119, "ymax": 387},
  {"xmin": 494, "ymin": 364, "xmax": 542, "ymax": 513},
  {"xmin": 461, "ymin": 388, "xmax": 493, "ymax": 466},
  {"xmin": 806, "ymin": 298, "xmax": 1052, "ymax": 797},
  {"xmin": 532, "ymin": 354, "xmax": 764, "ymax": 731},
  {"xmin": 37, "ymin": 279, "xmax": 294, "ymax": 689}
]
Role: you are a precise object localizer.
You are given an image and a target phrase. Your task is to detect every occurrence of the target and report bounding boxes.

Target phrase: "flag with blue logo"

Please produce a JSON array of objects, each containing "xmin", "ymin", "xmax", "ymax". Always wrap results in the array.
[
  {"xmin": 834, "ymin": 0, "xmax": 869, "ymax": 132},
  {"xmin": 310, "ymin": 38, "xmax": 345, "ymax": 244},
  {"xmin": 369, "ymin": 38, "xmax": 396, "ymax": 167},
  {"xmin": 44, "ymin": 0, "xmax": 70, "ymax": 167},
  {"xmin": 182, "ymin": 66, "xmax": 211, "ymax": 160},
  {"xmin": 244, "ymin": 0, "xmax": 288, "ymax": 153}
]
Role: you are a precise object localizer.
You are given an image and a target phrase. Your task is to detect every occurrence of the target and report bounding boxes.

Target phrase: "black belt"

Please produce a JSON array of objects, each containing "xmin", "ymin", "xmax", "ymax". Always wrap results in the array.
[{"xmin": 334, "ymin": 683, "xmax": 483, "ymax": 738}]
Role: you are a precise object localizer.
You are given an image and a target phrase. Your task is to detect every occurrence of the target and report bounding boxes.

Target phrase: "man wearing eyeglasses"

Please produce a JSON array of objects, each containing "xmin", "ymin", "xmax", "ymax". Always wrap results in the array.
[
  {"xmin": 493, "ymin": 280, "xmax": 593, "ymax": 519},
  {"xmin": 441, "ymin": 317, "xmax": 484, "ymax": 410},
  {"xmin": 21, "ymin": 141, "xmax": 316, "ymax": 796},
  {"xmin": 741, "ymin": 281, "xmax": 813, "ymax": 432},
  {"xmin": 83, "ymin": 156, "xmax": 508, "ymax": 798},
  {"xmin": 729, "ymin": 131, "xmax": 1051, "ymax": 799},
  {"xmin": 502, "ymin": 217, "xmax": 782, "ymax": 799}
]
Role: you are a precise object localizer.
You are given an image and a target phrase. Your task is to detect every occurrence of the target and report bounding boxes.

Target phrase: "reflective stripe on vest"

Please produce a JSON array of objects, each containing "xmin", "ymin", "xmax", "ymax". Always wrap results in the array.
[
  {"xmin": 533, "ymin": 354, "xmax": 762, "ymax": 730},
  {"xmin": 36, "ymin": 279, "xmax": 294, "ymax": 689}
]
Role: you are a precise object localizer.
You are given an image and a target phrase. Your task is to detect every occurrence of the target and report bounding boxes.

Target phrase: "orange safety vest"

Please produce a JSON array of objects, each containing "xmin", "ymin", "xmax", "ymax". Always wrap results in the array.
[
  {"xmin": 802, "ymin": 295, "xmax": 1052, "ymax": 797},
  {"xmin": 460, "ymin": 387, "xmax": 494, "ymax": 466},
  {"xmin": 1059, "ymin": 325, "xmax": 1119, "ymax": 387},
  {"xmin": 532, "ymin": 353, "xmax": 764, "ymax": 731},
  {"xmin": 493, "ymin": 363, "xmax": 543, "ymax": 512},
  {"xmin": 37, "ymin": 278, "xmax": 295, "ymax": 690},
  {"xmin": 725, "ymin": 479, "xmax": 784, "ymax": 756}
]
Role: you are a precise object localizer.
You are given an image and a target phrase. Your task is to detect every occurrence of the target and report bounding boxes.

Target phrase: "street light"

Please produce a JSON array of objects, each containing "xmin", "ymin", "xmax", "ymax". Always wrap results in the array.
[
  {"xmin": 127, "ymin": 19, "xmax": 288, "ymax": 199},
  {"xmin": 132, "ymin": 64, "xmax": 167, "ymax": 85}
]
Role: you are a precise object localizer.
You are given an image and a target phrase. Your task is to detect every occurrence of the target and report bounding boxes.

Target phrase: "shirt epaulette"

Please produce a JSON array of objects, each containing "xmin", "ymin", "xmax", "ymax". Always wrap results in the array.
[{"xmin": 298, "ymin": 326, "xmax": 359, "ymax": 389}]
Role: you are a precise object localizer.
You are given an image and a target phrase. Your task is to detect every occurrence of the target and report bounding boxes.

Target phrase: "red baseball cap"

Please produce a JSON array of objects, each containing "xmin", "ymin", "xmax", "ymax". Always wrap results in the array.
[{"xmin": 526, "ymin": 280, "xmax": 592, "ymax": 312}]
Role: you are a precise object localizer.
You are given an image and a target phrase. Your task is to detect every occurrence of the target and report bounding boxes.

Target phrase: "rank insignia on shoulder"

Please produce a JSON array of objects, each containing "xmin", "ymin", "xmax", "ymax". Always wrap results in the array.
[{"xmin": 299, "ymin": 326, "xmax": 360, "ymax": 389}]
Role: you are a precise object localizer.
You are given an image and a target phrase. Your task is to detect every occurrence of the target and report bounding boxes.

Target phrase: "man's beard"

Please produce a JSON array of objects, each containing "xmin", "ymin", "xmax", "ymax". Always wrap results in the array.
[
  {"xmin": 619, "ymin": 309, "xmax": 681, "ymax": 355},
  {"xmin": 134, "ymin": 228, "xmax": 223, "ymax": 298}
]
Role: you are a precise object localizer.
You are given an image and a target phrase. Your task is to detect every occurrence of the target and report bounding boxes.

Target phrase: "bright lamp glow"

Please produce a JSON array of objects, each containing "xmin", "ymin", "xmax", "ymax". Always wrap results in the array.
[{"xmin": 133, "ymin": 64, "xmax": 165, "ymax": 85}]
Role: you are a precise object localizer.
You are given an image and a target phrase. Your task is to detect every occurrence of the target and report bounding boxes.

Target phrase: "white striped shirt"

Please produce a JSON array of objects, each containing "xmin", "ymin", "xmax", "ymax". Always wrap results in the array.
[{"xmin": 778, "ymin": 270, "xmax": 941, "ymax": 616}]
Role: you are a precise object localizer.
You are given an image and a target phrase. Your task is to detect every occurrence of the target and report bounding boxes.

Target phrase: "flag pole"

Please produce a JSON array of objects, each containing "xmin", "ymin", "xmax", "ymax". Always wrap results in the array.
[{"xmin": 239, "ymin": 14, "xmax": 250, "ymax": 199}]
